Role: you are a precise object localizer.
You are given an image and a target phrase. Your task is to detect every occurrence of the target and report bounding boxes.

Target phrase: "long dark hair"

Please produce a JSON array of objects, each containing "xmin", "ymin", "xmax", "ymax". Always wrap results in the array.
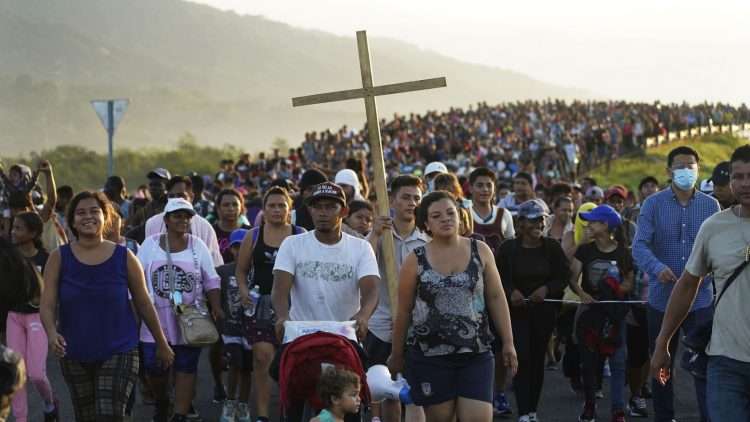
[
  {"xmin": 13, "ymin": 212, "xmax": 45, "ymax": 253},
  {"xmin": 66, "ymin": 191, "xmax": 112, "ymax": 239},
  {"xmin": 0, "ymin": 237, "xmax": 41, "ymax": 309}
]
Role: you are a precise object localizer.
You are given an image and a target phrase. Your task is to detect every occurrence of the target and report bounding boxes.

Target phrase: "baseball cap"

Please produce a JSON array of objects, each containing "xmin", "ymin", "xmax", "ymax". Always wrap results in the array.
[
  {"xmin": 305, "ymin": 182, "xmax": 347, "ymax": 206},
  {"xmin": 518, "ymin": 199, "xmax": 550, "ymax": 220},
  {"xmin": 164, "ymin": 198, "xmax": 196, "ymax": 216},
  {"xmin": 229, "ymin": 228, "xmax": 249, "ymax": 247},
  {"xmin": 425, "ymin": 161, "xmax": 448, "ymax": 176},
  {"xmin": 586, "ymin": 186, "xmax": 605, "ymax": 200},
  {"xmin": 605, "ymin": 185, "xmax": 628, "ymax": 200},
  {"xmin": 579, "ymin": 204, "xmax": 622, "ymax": 230},
  {"xmin": 147, "ymin": 168, "xmax": 171, "ymax": 180},
  {"xmin": 699, "ymin": 179, "xmax": 714, "ymax": 194},
  {"xmin": 710, "ymin": 161, "xmax": 731, "ymax": 186}
]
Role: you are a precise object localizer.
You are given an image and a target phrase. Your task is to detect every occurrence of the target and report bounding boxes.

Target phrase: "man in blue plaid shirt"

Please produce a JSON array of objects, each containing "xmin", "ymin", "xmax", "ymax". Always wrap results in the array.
[{"xmin": 633, "ymin": 146, "xmax": 720, "ymax": 422}]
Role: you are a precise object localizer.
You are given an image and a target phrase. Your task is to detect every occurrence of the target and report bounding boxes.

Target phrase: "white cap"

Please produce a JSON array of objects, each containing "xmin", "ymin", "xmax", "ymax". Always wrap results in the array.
[
  {"xmin": 424, "ymin": 161, "xmax": 448, "ymax": 176},
  {"xmin": 334, "ymin": 169, "xmax": 364, "ymax": 200},
  {"xmin": 164, "ymin": 198, "xmax": 196, "ymax": 216},
  {"xmin": 699, "ymin": 179, "xmax": 714, "ymax": 194}
]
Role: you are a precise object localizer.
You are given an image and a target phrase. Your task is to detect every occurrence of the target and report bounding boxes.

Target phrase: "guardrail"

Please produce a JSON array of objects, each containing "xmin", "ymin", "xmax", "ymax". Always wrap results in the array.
[{"xmin": 645, "ymin": 122, "xmax": 750, "ymax": 148}]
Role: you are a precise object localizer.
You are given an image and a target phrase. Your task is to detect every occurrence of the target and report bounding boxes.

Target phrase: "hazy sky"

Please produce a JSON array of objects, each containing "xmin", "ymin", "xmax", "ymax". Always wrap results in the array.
[{"xmin": 189, "ymin": 0, "xmax": 749, "ymax": 104}]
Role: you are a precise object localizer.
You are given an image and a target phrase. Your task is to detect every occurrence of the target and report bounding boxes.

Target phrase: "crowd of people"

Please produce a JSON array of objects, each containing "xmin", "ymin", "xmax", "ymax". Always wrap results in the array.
[{"xmin": 0, "ymin": 99, "xmax": 749, "ymax": 422}]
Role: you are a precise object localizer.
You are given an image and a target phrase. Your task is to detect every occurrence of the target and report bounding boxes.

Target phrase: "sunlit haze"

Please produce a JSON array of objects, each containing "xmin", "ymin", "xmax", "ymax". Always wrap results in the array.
[{"xmin": 189, "ymin": 0, "xmax": 749, "ymax": 104}]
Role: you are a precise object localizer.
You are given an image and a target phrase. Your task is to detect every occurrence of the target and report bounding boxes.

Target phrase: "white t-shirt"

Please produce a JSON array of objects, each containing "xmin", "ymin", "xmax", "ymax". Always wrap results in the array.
[
  {"xmin": 685, "ymin": 208, "xmax": 750, "ymax": 363},
  {"xmin": 273, "ymin": 230, "xmax": 380, "ymax": 322},
  {"xmin": 470, "ymin": 205, "xmax": 516, "ymax": 240}
]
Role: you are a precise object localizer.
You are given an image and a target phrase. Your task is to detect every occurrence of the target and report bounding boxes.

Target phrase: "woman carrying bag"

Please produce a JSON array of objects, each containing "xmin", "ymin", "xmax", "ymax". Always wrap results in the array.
[{"xmin": 137, "ymin": 198, "xmax": 224, "ymax": 422}]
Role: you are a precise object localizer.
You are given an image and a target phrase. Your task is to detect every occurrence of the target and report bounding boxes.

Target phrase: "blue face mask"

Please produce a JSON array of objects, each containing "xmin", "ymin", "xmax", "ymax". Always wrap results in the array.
[{"xmin": 673, "ymin": 168, "xmax": 698, "ymax": 191}]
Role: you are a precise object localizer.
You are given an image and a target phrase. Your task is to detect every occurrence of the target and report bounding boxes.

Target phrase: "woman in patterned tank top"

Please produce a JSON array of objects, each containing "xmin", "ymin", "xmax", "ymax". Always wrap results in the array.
[{"xmin": 389, "ymin": 191, "xmax": 518, "ymax": 422}]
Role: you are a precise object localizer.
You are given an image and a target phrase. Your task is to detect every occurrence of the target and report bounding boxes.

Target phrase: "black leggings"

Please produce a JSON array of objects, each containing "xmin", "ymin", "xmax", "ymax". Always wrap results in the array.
[
  {"xmin": 511, "ymin": 303, "xmax": 557, "ymax": 415},
  {"xmin": 626, "ymin": 306, "xmax": 649, "ymax": 369}
]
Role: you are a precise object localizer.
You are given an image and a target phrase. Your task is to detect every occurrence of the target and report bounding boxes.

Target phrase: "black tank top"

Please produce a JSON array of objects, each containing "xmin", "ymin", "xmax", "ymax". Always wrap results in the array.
[{"xmin": 251, "ymin": 225, "xmax": 300, "ymax": 295}]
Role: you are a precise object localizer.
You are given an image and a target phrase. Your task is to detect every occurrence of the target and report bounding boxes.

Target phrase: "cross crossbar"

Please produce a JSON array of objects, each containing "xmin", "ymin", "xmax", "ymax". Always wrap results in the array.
[{"xmin": 292, "ymin": 77, "xmax": 447, "ymax": 107}]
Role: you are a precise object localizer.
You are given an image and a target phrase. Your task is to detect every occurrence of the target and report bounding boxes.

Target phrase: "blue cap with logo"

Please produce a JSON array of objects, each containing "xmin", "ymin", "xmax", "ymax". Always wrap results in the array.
[
  {"xmin": 229, "ymin": 228, "xmax": 249, "ymax": 247},
  {"xmin": 579, "ymin": 204, "xmax": 622, "ymax": 230},
  {"xmin": 518, "ymin": 199, "xmax": 550, "ymax": 220}
]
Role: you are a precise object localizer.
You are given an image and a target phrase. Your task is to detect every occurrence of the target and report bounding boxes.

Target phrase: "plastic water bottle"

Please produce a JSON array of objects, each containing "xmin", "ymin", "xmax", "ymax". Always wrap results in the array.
[
  {"xmin": 606, "ymin": 261, "xmax": 622, "ymax": 284},
  {"xmin": 244, "ymin": 285, "xmax": 261, "ymax": 317}
]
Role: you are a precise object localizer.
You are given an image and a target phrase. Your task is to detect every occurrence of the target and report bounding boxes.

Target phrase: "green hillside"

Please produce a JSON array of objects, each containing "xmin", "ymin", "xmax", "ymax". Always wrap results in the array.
[
  {"xmin": 0, "ymin": 0, "xmax": 589, "ymax": 156},
  {"xmin": 587, "ymin": 134, "xmax": 748, "ymax": 191}
]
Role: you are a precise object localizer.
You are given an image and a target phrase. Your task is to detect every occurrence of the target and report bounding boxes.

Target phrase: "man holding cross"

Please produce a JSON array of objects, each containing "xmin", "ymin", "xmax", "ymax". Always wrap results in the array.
[
  {"xmin": 290, "ymin": 29, "xmax": 446, "ymax": 422},
  {"xmin": 366, "ymin": 175, "xmax": 428, "ymax": 422}
]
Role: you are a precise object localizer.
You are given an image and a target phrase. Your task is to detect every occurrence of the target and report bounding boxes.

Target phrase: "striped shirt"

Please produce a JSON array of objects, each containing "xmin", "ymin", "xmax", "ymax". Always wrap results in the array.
[{"xmin": 632, "ymin": 187, "xmax": 720, "ymax": 311}]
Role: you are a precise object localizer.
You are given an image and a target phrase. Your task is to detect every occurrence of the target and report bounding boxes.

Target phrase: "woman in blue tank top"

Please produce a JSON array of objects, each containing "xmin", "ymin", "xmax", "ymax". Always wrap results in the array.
[
  {"xmin": 40, "ymin": 191, "xmax": 174, "ymax": 421},
  {"xmin": 389, "ymin": 191, "xmax": 518, "ymax": 422}
]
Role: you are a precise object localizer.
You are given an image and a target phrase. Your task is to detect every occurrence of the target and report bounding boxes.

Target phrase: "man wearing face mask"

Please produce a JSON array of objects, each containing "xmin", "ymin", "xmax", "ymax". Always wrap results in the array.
[{"xmin": 632, "ymin": 146, "xmax": 720, "ymax": 422}]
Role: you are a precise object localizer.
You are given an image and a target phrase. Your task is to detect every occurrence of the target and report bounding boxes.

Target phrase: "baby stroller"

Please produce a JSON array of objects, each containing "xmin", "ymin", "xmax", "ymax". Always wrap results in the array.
[{"xmin": 275, "ymin": 322, "xmax": 370, "ymax": 422}]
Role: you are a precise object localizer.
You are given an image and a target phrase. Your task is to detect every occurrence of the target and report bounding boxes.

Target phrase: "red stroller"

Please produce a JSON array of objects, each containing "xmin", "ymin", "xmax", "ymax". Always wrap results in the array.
[{"xmin": 278, "ymin": 331, "xmax": 370, "ymax": 422}]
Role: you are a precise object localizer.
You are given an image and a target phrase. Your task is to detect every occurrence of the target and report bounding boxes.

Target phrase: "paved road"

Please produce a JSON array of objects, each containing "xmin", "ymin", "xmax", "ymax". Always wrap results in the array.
[{"xmin": 19, "ymin": 351, "xmax": 702, "ymax": 422}]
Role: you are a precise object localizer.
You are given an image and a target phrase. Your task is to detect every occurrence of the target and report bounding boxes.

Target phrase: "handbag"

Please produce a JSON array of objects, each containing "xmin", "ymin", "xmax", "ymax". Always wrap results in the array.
[
  {"xmin": 681, "ymin": 247, "xmax": 750, "ymax": 378},
  {"xmin": 163, "ymin": 234, "xmax": 219, "ymax": 347}
]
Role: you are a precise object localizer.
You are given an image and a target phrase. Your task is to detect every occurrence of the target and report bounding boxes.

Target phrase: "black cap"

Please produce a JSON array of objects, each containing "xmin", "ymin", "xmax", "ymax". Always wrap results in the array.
[
  {"xmin": 305, "ymin": 182, "xmax": 347, "ymax": 206},
  {"xmin": 710, "ymin": 161, "xmax": 731, "ymax": 186},
  {"xmin": 147, "ymin": 168, "xmax": 171, "ymax": 180}
]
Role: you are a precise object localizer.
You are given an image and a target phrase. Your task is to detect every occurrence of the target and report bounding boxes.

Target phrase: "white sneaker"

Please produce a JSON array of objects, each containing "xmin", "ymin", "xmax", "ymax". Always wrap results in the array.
[
  {"xmin": 236, "ymin": 402, "xmax": 251, "ymax": 422},
  {"xmin": 518, "ymin": 416, "xmax": 530, "ymax": 422},
  {"xmin": 528, "ymin": 412, "xmax": 538, "ymax": 421},
  {"xmin": 219, "ymin": 400, "xmax": 236, "ymax": 422}
]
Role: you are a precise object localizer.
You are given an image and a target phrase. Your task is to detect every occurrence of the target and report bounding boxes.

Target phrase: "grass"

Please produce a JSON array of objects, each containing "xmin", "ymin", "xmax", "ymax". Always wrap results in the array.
[{"xmin": 586, "ymin": 133, "xmax": 749, "ymax": 191}]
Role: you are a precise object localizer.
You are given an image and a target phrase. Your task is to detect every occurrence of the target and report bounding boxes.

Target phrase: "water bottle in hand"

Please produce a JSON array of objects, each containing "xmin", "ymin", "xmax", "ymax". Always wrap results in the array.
[{"xmin": 244, "ymin": 285, "xmax": 261, "ymax": 317}]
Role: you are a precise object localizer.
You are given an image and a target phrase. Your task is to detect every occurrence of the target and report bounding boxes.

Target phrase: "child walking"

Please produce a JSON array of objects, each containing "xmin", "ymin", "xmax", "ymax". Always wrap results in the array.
[{"xmin": 218, "ymin": 229, "xmax": 253, "ymax": 422}]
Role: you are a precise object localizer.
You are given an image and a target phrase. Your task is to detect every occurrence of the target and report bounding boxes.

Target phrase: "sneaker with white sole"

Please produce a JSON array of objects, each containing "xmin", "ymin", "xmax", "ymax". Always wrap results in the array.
[
  {"xmin": 528, "ymin": 412, "xmax": 538, "ymax": 421},
  {"xmin": 579, "ymin": 400, "xmax": 596, "ymax": 422},
  {"xmin": 627, "ymin": 396, "xmax": 648, "ymax": 417},
  {"xmin": 518, "ymin": 415, "xmax": 530, "ymax": 422},
  {"xmin": 236, "ymin": 402, "xmax": 251, "ymax": 422},
  {"xmin": 219, "ymin": 400, "xmax": 236, "ymax": 422},
  {"xmin": 493, "ymin": 393, "xmax": 513, "ymax": 416}
]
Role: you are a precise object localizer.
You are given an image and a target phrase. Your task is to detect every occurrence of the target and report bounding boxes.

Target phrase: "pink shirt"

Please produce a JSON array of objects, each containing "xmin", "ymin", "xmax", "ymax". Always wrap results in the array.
[{"xmin": 137, "ymin": 234, "xmax": 220, "ymax": 345}]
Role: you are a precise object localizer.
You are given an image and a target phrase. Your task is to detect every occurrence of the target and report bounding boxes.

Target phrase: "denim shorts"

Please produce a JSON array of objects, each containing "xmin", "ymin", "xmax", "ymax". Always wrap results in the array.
[
  {"xmin": 141, "ymin": 342, "xmax": 202, "ymax": 376},
  {"xmin": 404, "ymin": 348, "xmax": 494, "ymax": 406}
]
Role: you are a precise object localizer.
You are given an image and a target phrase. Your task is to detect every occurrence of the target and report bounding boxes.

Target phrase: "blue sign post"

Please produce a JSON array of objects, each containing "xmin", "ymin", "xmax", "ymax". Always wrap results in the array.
[{"xmin": 91, "ymin": 99, "xmax": 129, "ymax": 177}]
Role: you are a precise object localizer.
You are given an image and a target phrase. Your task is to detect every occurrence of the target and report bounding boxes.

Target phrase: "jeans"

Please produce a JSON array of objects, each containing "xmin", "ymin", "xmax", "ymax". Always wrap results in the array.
[
  {"xmin": 707, "ymin": 355, "xmax": 750, "ymax": 421},
  {"xmin": 647, "ymin": 305, "xmax": 712, "ymax": 422},
  {"xmin": 580, "ymin": 320, "xmax": 626, "ymax": 411}
]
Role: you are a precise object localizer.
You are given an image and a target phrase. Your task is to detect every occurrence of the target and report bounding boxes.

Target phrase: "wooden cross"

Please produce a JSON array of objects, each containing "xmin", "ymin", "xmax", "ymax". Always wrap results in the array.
[{"xmin": 292, "ymin": 30, "xmax": 447, "ymax": 319}]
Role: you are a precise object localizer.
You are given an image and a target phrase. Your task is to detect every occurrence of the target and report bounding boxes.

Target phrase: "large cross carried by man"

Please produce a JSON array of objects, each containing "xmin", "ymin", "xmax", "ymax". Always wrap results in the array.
[{"xmin": 292, "ymin": 30, "xmax": 447, "ymax": 319}]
